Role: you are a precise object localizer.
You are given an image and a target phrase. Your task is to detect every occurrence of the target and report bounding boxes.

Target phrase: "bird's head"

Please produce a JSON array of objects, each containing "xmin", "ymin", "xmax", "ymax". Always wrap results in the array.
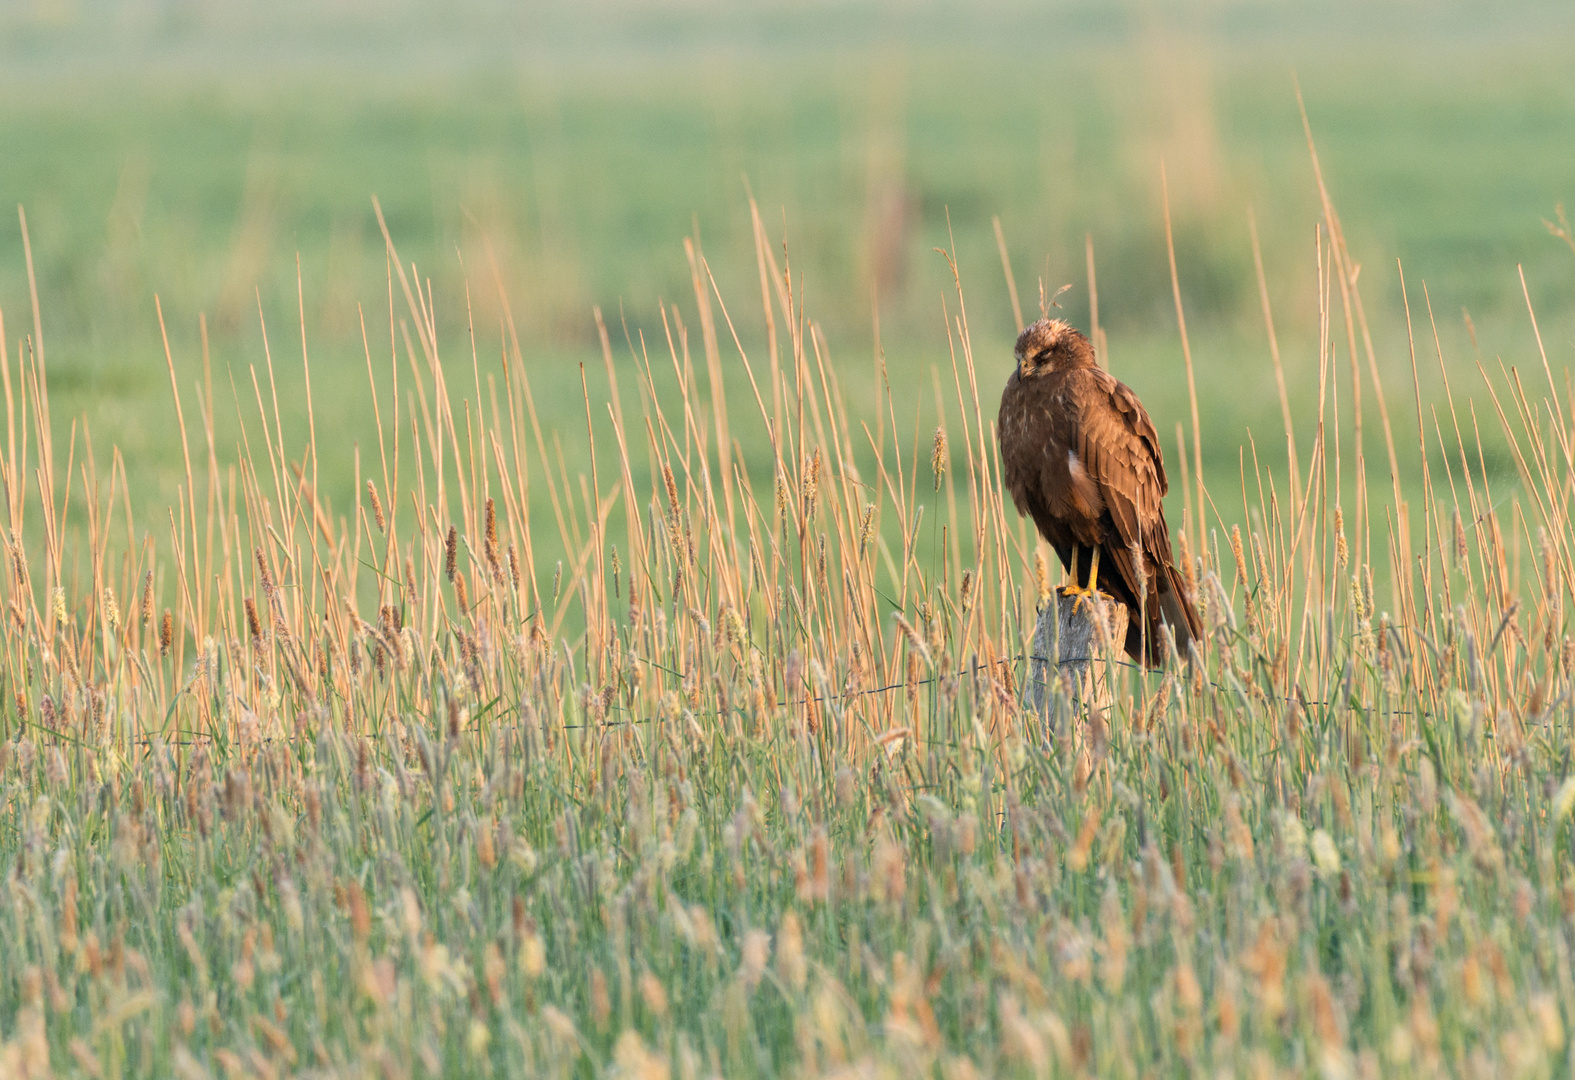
[{"xmin": 1014, "ymin": 319, "xmax": 1096, "ymax": 379}]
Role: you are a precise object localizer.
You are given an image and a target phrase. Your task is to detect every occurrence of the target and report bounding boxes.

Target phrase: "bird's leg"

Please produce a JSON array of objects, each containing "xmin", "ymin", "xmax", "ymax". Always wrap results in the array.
[{"xmin": 1062, "ymin": 544, "xmax": 1103, "ymax": 612}]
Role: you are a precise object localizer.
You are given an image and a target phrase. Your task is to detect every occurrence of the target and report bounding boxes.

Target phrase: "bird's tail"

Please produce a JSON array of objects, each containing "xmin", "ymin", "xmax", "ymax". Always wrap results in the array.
[{"xmin": 1155, "ymin": 561, "xmax": 1203, "ymax": 664}]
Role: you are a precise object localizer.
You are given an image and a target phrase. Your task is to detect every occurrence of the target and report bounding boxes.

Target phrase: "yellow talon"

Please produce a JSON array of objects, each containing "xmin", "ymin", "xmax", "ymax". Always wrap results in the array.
[{"xmin": 1062, "ymin": 546, "xmax": 1104, "ymax": 612}]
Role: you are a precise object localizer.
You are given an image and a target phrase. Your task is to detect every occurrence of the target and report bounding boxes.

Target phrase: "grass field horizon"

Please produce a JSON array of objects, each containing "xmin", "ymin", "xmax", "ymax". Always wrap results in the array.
[{"xmin": 3, "ymin": 3, "xmax": 1575, "ymax": 1076}]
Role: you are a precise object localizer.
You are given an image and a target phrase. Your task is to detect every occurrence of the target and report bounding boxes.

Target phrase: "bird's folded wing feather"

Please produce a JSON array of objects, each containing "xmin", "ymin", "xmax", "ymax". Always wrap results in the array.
[{"xmin": 1076, "ymin": 374, "xmax": 1171, "ymax": 560}]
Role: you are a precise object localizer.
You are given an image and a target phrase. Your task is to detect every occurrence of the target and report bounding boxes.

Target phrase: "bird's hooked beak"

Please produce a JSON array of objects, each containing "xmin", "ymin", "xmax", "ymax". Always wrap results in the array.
[{"xmin": 1016, "ymin": 352, "xmax": 1033, "ymax": 379}]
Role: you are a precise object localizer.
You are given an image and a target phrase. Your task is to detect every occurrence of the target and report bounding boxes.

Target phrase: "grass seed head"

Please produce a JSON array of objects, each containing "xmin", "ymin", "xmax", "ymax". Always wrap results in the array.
[
  {"xmin": 1531, "ymin": 992, "xmax": 1564, "ymax": 1050},
  {"xmin": 1216, "ymin": 969, "xmax": 1240, "ymax": 1043},
  {"xmin": 8, "ymin": 531, "xmax": 24, "ymax": 586},
  {"xmin": 589, "ymin": 968, "xmax": 612, "ymax": 1028},
  {"xmin": 893, "ymin": 613, "xmax": 932, "ymax": 666},
  {"xmin": 1099, "ymin": 883, "xmax": 1128, "ymax": 992},
  {"xmin": 740, "ymin": 929, "xmax": 770, "ymax": 991},
  {"xmin": 539, "ymin": 1005, "xmax": 578, "ymax": 1049},
  {"xmin": 801, "ymin": 447, "xmax": 822, "ymax": 523},
  {"xmin": 102, "ymin": 587, "xmax": 120, "ymax": 634},
  {"xmin": 613, "ymin": 1031, "xmax": 669, "ymax": 1080},
  {"xmin": 810, "ymin": 827, "xmax": 830, "ymax": 902},
  {"xmin": 1034, "ymin": 550, "xmax": 1051, "ymax": 605},
  {"xmin": 775, "ymin": 471, "xmax": 792, "ymax": 528},
  {"xmin": 776, "ymin": 910, "xmax": 806, "ymax": 991},
  {"xmin": 1309, "ymin": 972, "xmax": 1344, "ymax": 1051},
  {"xmin": 1225, "ymin": 797, "xmax": 1254, "ymax": 861},
  {"xmin": 686, "ymin": 904, "xmax": 717, "ymax": 955},
  {"xmin": 245, "ymin": 597, "xmax": 263, "ymax": 646},
  {"xmin": 254, "ymin": 548, "xmax": 276, "ymax": 600},
  {"xmin": 367, "ymin": 481, "xmax": 386, "ymax": 533},
  {"xmin": 59, "ymin": 875, "xmax": 78, "ymax": 955},
  {"xmin": 663, "ymin": 463, "xmax": 680, "ymax": 518},
  {"xmin": 639, "ymin": 969, "xmax": 669, "ymax": 1017},
  {"xmin": 476, "ymin": 819, "xmax": 497, "ymax": 869},
  {"xmin": 931, "ymin": 426, "xmax": 948, "ymax": 490},
  {"xmin": 872, "ymin": 831, "xmax": 906, "ymax": 905},
  {"xmin": 519, "ymin": 928, "xmax": 545, "ymax": 980},
  {"xmin": 347, "ymin": 882, "xmax": 370, "ymax": 943},
  {"xmin": 835, "ymin": 767, "xmax": 856, "ymax": 808},
  {"xmin": 1230, "ymin": 525, "xmax": 1249, "ymax": 589},
  {"xmin": 444, "ymin": 525, "xmax": 458, "ymax": 582}
]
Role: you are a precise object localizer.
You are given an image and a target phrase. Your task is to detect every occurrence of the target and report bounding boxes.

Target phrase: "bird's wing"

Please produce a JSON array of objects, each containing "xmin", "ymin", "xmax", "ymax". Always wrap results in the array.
[
  {"xmin": 1107, "ymin": 379, "xmax": 1167, "ymax": 496},
  {"xmin": 1090, "ymin": 374, "xmax": 1204, "ymax": 653},
  {"xmin": 1003, "ymin": 369, "xmax": 1103, "ymax": 552},
  {"xmin": 997, "ymin": 371, "xmax": 1034, "ymax": 517},
  {"xmin": 1074, "ymin": 371, "xmax": 1173, "ymax": 565}
]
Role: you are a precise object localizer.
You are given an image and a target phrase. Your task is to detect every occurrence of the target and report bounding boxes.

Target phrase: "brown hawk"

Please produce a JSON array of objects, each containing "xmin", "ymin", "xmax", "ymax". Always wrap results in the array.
[{"xmin": 998, "ymin": 318, "xmax": 1201, "ymax": 666}]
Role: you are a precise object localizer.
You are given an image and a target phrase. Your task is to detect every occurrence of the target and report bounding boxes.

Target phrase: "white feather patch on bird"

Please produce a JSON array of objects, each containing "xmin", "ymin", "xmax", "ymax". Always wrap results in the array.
[{"xmin": 1067, "ymin": 450, "xmax": 1087, "ymax": 481}]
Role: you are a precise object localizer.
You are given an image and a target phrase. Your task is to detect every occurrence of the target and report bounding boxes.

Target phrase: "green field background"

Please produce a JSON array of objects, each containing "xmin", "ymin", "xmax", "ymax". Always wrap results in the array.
[{"xmin": 2, "ymin": 0, "xmax": 1573, "ymax": 560}]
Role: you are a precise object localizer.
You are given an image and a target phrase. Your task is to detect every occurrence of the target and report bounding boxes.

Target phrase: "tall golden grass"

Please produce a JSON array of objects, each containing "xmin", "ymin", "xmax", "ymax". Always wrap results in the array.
[{"xmin": 0, "ymin": 124, "xmax": 1571, "ymax": 1075}]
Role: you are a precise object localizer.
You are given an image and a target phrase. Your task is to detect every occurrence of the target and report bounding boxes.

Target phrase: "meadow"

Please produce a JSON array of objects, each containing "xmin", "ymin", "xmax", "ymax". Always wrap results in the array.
[
  {"xmin": 2, "ymin": 2, "xmax": 1575, "ymax": 1077},
  {"xmin": 4, "ymin": 0, "xmax": 1575, "ymax": 531}
]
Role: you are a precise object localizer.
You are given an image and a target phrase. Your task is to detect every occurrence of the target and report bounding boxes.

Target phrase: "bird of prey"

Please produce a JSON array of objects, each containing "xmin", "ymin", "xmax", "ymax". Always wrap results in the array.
[{"xmin": 998, "ymin": 318, "xmax": 1201, "ymax": 666}]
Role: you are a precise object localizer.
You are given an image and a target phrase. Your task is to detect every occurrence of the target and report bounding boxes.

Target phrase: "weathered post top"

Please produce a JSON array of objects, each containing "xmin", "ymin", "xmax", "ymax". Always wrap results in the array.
[{"xmin": 1023, "ymin": 587, "xmax": 1129, "ymax": 727}]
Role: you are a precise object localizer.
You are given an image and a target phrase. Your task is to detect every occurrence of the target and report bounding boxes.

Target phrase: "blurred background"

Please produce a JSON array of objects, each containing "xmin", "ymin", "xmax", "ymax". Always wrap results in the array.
[{"xmin": 2, "ymin": 0, "xmax": 1573, "ymax": 534}]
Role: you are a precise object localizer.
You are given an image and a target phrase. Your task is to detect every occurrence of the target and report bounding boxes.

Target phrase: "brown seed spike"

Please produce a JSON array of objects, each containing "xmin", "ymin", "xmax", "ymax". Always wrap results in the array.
[
  {"xmin": 858, "ymin": 505, "xmax": 876, "ymax": 553},
  {"xmin": 159, "ymin": 610, "xmax": 173, "ymax": 656},
  {"xmin": 255, "ymin": 548, "xmax": 276, "ymax": 600},
  {"xmin": 485, "ymin": 497, "xmax": 498, "ymax": 554},
  {"xmin": 662, "ymin": 465, "xmax": 680, "ymax": 519},
  {"xmin": 140, "ymin": 571, "xmax": 155, "ymax": 626},
  {"xmin": 347, "ymin": 883, "xmax": 370, "ymax": 943},
  {"xmin": 366, "ymin": 481, "xmax": 387, "ymax": 533},
  {"xmin": 776, "ymin": 472, "xmax": 791, "ymax": 527},
  {"xmin": 445, "ymin": 525, "xmax": 458, "ymax": 582},
  {"xmin": 801, "ymin": 448, "xmax": 822, "ymax": 522},
  {"xmin": 455, "ymin": 571, "xmax": 470, "ymax": 617}
]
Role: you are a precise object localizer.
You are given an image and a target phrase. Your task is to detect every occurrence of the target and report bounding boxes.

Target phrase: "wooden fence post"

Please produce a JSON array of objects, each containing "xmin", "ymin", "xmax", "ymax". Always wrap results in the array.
[{"xmin": 1023, "ymin": 587, "xmax": 1128, "ymax": 727}]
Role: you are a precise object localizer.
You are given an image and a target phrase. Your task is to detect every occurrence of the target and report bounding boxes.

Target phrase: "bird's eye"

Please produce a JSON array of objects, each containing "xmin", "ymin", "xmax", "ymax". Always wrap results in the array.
[{"xmin": 1032, "ymin": 349, "xmax": 1051, "ymax": 365}]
